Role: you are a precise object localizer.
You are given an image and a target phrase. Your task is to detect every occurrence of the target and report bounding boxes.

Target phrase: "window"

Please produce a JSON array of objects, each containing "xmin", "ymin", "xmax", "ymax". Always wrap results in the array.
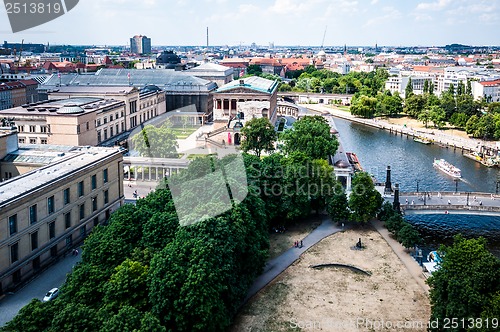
[
  {"xmin": 18, "ymin": 125, "xmax": 24, "ymax": 132},
  {"xmin": 31, "ymin": 231, "xmax": 38, "ymax": 251},
  {"xmin": 103, "ymin": 169, "xmax": 108, "ymax": 183},
  {"xmin": 104, "ymin": 190, "xmax": 109, "ymax": 205},
  {"xmin": 18, "ymin": 138, "xmax": 25, "ymax": 144},
  {"xmin": 121, "ymin": 122, "xmax": 125, "ymax": 132},
  {"xmin": 80, "ymin": 226, "xmax": 86, "ymax": 238},
  {"xmin": 104, "ymin": 129, "xmax": 108, "ymax": 140},
  {"xmin": 66, "ymin": 235, "xmax": 72, "ymax": 247},
  {"xmin": 76, "ymin": 125, "xmax": 80, "ymax": 134},
  {"xmin": 29, "ymin": 138, "xmax": 37, "ymax": 144},
  {"xmin": 78, "ymin": 181, "xmax": 84, "ymax": 197},
  {"xmin": 65, "ymin": 212, "xmax": 71, "ymax": 229},
  {"xmin": 130, "ymin": 100, "xmax": 137, "ymax": 114},
  {"xmin": 33, "ymin": 256, "xmax": 40, "ymax": 270},
  {"xmin": 41, "ymin": 126, "xmax": 48, "ymax": 133},
  {"xmin": 110, "ymin": 114, "xmax": 113, "ymax": 121},
  {"xmin": 29, "ymin": 204, "xmax": 37, "ymax": 224},
  {"xmin": 49, "ymin": 221, "xmax": 55, "ymax": 239},
  {"xmin": 41, "ymin": 138, "xmax": 47, "ymax": 144},
  {"xmin": 86, "ymin": 122, "xmax": 89, "ymax": 130},
  {"xmin": 92, "ymin": 196, "xmax": 98, "ymax": 212},
  {"xmin": 116, "ymin": 124, "xmax": 119, "ymax": 134},
  {"xmin": 97, "ymin": 119, "xmax": 101, "ymax": 126},
  {"xmin": 47, "ymin": 196, "xmax": 55, "ymax": 214},
  {"xmin": 110, "ymin": 127, "xmax": 113, "ymax": 137},
  {"xmin": 91, "ymin": 174, "xmax": 97, "ymax": 190},
  {"xmin": 64, "ymin": 188, "xmax": 70, "ymax": 205},
  {"xmin": 79, "ymin": 204, "xmax": 85, "ymax": 220},
  {"xmin": 97, "ymin": 130, "xmax": 102, "ymax": 143},
  {"xmin": 50, "ymin": 245, "xmax": 58, "ymax": 257},
  {"xmin": 29, "ymin": 125, "xmax": 36, "ymax": 133},
  {"xmin": 94, "ymin": 217, "xmax": 99, "ymax": 227},
  {"xmin": 9, "ymin": 214, "xmax": 17, "ymax": 235},
  {"xmin": 104, "ymin": 117, "xmax": 108, "ymax": 124},
  {"xmin": 11, "ymin": 243, "xmax": 19, "ymax": 263}
]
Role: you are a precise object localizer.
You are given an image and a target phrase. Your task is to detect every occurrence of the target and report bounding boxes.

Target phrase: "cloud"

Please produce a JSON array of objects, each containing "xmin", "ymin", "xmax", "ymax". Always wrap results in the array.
[
  {"xmin": 371, "ymin": 0, "xmax": 379, "ymax": 4},
  {"xmin": 268, "ymin": 0, "xmax": 324, "ymax": 15},
  {"xmin": 416, "ymin": 0, "xmax": 452, "ymax": 11},
  {"xmin": 363, "ymin": 6, "xmax": 402, "ymax": 27}
]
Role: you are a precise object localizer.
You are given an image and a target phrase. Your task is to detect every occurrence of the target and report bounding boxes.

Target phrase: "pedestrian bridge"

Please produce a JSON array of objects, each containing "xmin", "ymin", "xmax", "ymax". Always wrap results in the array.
[{"xmin": 389, "ymin": 191, "xmax": 500, "ymax": 216}]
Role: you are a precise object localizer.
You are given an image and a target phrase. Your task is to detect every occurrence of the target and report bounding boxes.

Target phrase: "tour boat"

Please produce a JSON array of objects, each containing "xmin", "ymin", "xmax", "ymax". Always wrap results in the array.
[{"xmin": 433, "ymin": 158, "xmax": 461, "ymax": 178}]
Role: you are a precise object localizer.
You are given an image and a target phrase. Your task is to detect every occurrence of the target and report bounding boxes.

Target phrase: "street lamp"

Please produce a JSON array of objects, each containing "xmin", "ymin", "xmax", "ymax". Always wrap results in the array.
[
  {"xmin": 454, "ymin": 178, "xmax": 459, "ymax": 194},
  {"xmin": 467, "ymin": 192, "xmax": 470, "ymax": 206},
  {"xmin": 416, "ymin": 180, "xmax": 419, "ymax": 193},
  {"xmin": 423, "ymin": 191, "xmax": 426, "ymax": 206}
]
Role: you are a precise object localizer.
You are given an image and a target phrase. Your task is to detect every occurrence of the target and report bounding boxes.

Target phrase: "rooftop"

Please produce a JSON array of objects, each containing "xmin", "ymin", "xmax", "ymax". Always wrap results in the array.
[
  {"xmin": 40, "ymin": 68, "xmax": 217, "ymax": 93},
  {"xmin": 215, "ymin": 76, "xmax": 279, "ymax": 94},
  {"xmin": 0, "ymin": 145, "xmax": 121, "ymax": 208}
]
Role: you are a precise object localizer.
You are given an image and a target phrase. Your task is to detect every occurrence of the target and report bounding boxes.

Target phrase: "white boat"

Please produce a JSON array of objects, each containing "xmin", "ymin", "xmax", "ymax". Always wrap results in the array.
[
  {"xmin": 423, "ymin": 250, "xmax": 442, "ymax": 274},
  {"xmin": 433, "ymin": 158, "xmax": 461, "ymax": 178}
]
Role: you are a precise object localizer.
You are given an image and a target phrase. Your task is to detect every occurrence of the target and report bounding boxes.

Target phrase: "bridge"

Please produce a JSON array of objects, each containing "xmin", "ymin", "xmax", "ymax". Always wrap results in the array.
[{"xmin": 387, "ymin": 191, "xmax": 500, "ymax": 216}]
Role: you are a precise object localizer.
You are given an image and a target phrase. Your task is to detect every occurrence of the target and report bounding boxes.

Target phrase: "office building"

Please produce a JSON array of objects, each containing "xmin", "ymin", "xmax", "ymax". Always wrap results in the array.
[{"xmin": 130, "ymin": 35, "xmax": 151, "ymax": 55}]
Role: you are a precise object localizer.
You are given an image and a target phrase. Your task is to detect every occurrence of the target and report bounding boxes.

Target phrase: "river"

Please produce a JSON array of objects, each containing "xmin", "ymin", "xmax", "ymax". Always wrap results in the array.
[{"xmin": 332, "ymin": 117, "xmax": 500, "ymax": 257}]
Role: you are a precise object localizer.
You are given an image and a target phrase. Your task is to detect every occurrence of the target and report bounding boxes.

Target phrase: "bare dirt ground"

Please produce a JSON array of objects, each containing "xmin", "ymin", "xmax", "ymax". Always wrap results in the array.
[
  {"xmin": 269, "ymin": 216, "xmax": 323, "ymax": 259},
  {"xmin": 382, "ymin": 116, "xmax": 470, "ymax": 140},
  {"xmin": 231, "ymin": 227, "xmax": 431, "ymax": 332}
]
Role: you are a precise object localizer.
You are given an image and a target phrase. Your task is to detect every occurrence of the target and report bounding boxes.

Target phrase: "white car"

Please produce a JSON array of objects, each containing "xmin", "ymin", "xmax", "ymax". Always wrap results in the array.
[{"xmin": 42, "ymin": 288, "xmax": 59, "ymax": 302}]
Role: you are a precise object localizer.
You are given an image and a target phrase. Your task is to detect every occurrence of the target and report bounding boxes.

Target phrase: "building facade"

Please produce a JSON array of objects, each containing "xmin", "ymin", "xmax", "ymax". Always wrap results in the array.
[
  {"xmin": 0, "ymin": 86, "xmax": 167, "ymax": 146},
  {"xmin": 0, "ymin": 129, "xmax": 124, "ymax": 295},
  {"xmin": 130, "ymin": 35, "xmax": 151, "ymax": 55}
]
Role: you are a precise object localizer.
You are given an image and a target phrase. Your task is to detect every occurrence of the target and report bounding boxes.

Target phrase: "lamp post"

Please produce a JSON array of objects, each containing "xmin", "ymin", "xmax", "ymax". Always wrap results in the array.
[
  {"xmin": 416, "ymin": 180, "xmax": 419, "ymax": 193},
  {"xmin": 467, "ymin": 192, "xmax": 470, "ymax": 206},
  {"xmin": 423, "ymin": 191, "xmax": 426, "ymax": 206},
  {"xmin": 454, "ymin": 178, "xmax": 459, "ymax": 194}
]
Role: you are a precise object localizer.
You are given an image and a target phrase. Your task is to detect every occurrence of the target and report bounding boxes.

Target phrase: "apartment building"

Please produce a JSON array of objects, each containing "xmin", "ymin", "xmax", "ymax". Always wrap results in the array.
[{"xmin": 0, "ymin": 129, "xmax": 124, "ymax": 295}]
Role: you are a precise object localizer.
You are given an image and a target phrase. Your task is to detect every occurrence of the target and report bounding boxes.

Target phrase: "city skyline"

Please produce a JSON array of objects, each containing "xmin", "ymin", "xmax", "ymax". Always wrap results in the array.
[{"xmin": 0, "ymin": 0, "xmax": 499, "ymax": 47}]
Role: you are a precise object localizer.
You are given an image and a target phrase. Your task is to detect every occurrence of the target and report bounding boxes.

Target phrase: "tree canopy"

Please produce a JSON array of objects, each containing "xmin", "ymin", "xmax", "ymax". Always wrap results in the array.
[
  {"xmin": 240, "ymin": 117, "xmax": 277, "ymax": 157},
  {"xmin": 131, "ymin": 122, "xmax": 179, "ymax": 158},
  {"xmin": 280, "ymin": 115, "xmax": 339, "ymax": 160}
]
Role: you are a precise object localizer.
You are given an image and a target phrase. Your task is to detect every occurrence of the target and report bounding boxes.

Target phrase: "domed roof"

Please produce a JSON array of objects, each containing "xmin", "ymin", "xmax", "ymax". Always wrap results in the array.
[
  {"xmin": 57, "ymin": 105, "xmax": 85, "ymax": 114},
  {"xmin": 334, "ymin": 160, "xmax": 350, "ymax": 168},
  {"xmin": 317, "ymin": 50, "xmax": 326, "ymax": 56}
]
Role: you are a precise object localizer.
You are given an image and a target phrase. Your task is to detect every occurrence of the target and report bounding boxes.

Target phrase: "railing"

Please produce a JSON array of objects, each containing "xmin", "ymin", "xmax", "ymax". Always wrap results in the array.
[{"xmin": 206, "ymin": 125, "xmax": 228, "ymax": 138}]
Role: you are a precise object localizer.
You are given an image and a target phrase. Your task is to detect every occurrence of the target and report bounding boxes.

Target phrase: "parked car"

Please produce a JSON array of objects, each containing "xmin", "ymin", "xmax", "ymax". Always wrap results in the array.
[{"xmin": 42, "ymin": 288, "xmax": 59, "ymax": 302}]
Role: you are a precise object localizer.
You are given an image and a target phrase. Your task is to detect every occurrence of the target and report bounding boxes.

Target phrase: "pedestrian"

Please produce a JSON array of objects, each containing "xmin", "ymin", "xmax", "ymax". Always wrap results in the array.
[
  {"xmin": 411, "ymin": 200, "xmax": 414, "ymax": 205},
  {"xmin": 491, "ymin": 194, "xmax": 495, "ymax": 200},
  {"xmin": 75, "ymin": 249, "xmax": 79, "ymax": 256},
  {"xmin": 406, "ymin": 198, "xmax": 408, "ymax": 205},
  {"xmin": 448, "ymin": 199, "xmax": 451, "ymax": 205},
  {"xmin": 300, "ymin": 240, "xmax": 303, "ymax": 248},
  {"xmin": 479, "ymin": 201, "xmax": 483, "ymax": 206}
]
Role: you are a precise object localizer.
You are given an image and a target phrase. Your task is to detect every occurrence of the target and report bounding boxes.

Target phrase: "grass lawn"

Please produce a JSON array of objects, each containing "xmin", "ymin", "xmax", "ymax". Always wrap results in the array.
[
  {"xmin": 171, "ymin": 127, "xmax": 198, "ymax": 139},
  {"xmin": 187, "ymin": 153, "xmax": 217, "ymax": 160}
]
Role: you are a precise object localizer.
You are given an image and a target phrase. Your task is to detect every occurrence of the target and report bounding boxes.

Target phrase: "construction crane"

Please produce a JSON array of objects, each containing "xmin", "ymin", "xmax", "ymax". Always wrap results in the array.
[{"xmin": 320, "ymin": 26, "xmax": 327, "ymax": 50}]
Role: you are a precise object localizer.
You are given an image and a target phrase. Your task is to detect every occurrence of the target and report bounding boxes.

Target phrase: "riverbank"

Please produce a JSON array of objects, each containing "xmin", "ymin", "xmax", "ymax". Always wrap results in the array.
[
  {"xmin": 304, "ymin": 104, "xmax": 498, "ymax": 155},
  {"xmin": 231, "ymin": 227, "xmax": 430, "ymax": 331}
]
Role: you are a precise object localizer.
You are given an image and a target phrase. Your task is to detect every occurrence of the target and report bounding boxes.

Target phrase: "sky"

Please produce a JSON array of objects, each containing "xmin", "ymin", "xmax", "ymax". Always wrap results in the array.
[{"xmin": 1, "ymin": 0, "xmax": 499, "ymax": 47}]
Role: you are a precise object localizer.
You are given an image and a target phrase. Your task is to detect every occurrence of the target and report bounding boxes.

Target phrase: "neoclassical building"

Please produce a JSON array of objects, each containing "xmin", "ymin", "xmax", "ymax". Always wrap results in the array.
[
  {"xmin": 212, "ymin": 76, "xmax": 279, "ymax": 123},
  {"xmin": 0, "ymin": 129, "xmax": 124, "ymax": 294}
]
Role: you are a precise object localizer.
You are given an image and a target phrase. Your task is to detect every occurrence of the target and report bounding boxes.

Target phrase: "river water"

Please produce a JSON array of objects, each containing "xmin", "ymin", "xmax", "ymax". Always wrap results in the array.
[{"xmin": 332, "ymin": 117, "xmax": 500, "ymax": 257}]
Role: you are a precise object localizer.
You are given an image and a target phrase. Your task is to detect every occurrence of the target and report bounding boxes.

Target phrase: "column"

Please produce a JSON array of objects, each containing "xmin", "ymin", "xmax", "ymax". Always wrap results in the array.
[
  {"xmin": 149, "ymin": 166, "xmax": 152, "ymax": 181},
  {"xmin": 156, "ymin": 167, "xmax": 159, "ymax": 181},
  {"xmin": 141, "ymin": 166, "xmax": 144, "ymax": 181}
]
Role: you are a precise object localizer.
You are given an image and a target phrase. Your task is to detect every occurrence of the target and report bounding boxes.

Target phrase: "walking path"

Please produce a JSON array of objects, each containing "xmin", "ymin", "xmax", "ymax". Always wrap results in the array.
[
  {"xmin": 243, "ymin": 217, "xmax": 343, "ymax": 304},
  {"xmin": 371, "ymin": 219, "xmax": 430, "ymax": 294}
]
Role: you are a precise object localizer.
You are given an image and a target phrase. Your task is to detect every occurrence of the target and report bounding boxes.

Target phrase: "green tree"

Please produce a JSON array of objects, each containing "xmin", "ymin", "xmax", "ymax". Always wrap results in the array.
[
  {"xmin": 427, "ymin": 235, "xmax": 500, "ymax": 332},
  {"xmin": 404, "ymin": 94, "xmax": 426, "ymax": 118},
  {"xmin": 131, "ymin": 122, "xmax": 179, "ymax": 158},
  {"xmin": 405, "ymin": 77, "xmax": 414, "ymax": 98},
  {"xmin": 281, "ymin": 115, "xmax": 339, "ymax": 160},
  {"xmin": 246, "ymin": 64, "xmax": 262, "ymax": 76},
  {"xmin": 350, "ymin": 95, "xmax": 378, "ymax": 118},
  {"xmin": 326, "ymin": 188, "xmax": 350, "ymax": 223},
  {"xmin": 429, "ymin": 105, "xmax": 446, "ymax": 128},
  {"xmin": 423, "ymin": 80, "xmax": 429, "ymax": 94},
  {"xmin": 348, "ymin": 172, "xmax": 383, "ymax": 223},
  {"xmin": 396, "ymin": 222, "xmax": 421, "ymax": 249},
  {"xmin": 240, "ymin": 117, "xmax": 277, "ymax": 157}
]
